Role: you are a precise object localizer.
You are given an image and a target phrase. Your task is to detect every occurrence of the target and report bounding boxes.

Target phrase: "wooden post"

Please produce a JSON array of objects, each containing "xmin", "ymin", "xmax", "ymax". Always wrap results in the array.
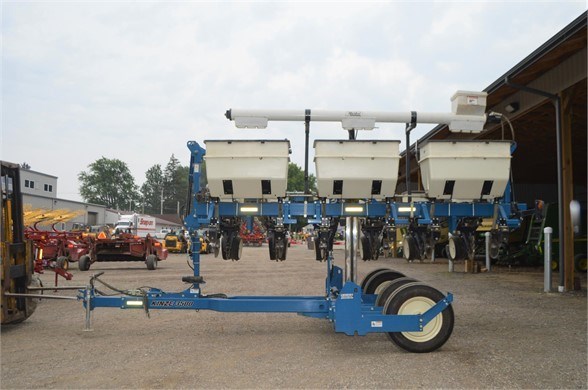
[{"xmin": 560, "ymin": 87, "xmax": 575, "ymax": 291}]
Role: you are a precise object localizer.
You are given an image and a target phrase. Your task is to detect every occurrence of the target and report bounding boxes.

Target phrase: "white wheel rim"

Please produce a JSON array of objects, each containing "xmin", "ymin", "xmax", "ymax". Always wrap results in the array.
[
  {"xmin": 403, "ymin": 239, "xmax": 410, "ymax": 259},
  {"xmin": 398, "ymin": 296, "xmax": 443, "ymax": 342},
  {"xmin": 448, "ymin": 238, "xmax": 457, "ymax": 259},
  {"xmin": 375, "ymin": 280, "xmax": 394, "ymax": 296}
]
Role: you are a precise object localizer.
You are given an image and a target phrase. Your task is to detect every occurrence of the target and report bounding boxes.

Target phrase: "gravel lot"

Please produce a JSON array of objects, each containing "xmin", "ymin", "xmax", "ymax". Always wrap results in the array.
[{"xmin": 2, "ymin": 244, "xmax": 586, "ymax": 389}]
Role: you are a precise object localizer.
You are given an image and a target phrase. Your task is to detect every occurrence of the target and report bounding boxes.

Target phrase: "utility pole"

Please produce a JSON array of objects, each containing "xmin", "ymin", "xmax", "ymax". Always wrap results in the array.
[{"xmin": 160, "ymin": 186, "xmax": 164, "ymax": 214}]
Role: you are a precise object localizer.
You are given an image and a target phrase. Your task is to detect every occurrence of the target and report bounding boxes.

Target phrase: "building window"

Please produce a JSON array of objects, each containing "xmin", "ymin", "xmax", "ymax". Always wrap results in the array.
[
  {"xmin": 44, "ymin": 184, "xmax": 53, "ymax": 192},
  {"xmin": 25, "ymin": 180, "xmax": 35, "ymax": 189}
]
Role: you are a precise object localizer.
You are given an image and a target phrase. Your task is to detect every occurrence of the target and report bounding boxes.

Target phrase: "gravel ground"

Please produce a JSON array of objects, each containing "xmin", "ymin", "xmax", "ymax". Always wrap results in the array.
[{"xmin": 1, "ymin": 244, "xmax": 586, "ymax": 389}]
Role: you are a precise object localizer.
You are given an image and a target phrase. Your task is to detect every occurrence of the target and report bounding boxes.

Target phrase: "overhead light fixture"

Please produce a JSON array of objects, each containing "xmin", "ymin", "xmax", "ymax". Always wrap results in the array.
[{"xmin": 504, "ymin": 102, "xmax": 520, "ymax": 114}]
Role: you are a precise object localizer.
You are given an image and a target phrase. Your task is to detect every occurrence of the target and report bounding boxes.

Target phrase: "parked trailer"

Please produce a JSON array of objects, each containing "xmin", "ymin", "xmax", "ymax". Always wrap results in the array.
[
  {"xmin": 77, "ymin": 233, "xmax": 168, "ymax": 271},
  {"xmin": 78, "ymin": 92, "xmax": 524, "ymax": 353}
]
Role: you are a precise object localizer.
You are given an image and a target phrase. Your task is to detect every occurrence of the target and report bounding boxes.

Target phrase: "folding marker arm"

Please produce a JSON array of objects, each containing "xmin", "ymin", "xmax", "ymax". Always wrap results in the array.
[{"xmin": 225, "ymin": 91, "xmax": 490, "ymax": 133}]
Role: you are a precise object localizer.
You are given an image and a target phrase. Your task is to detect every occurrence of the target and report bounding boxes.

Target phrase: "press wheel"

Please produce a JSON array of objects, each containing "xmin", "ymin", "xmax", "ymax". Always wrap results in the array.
[{"xmin": 384, "ymin": 283, "xmax": 454, "ymax": 353}]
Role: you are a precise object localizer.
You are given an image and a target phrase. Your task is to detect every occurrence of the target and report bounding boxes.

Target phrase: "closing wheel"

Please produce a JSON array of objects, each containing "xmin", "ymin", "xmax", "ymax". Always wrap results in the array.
[
  {"xmin": 230, "ymin": 236, "xmax": 243, "ymax": 260},
  {"xmin": 403, "ymin": 235, "xmax": 419, "ymax": 261},
  {"xmin": 574, "ymin": 254, "xmax": 587, "ymax": 273},
  {"xmin": 384, "ymin": 283, "xmax": 454, "ymax": 353},
  {"xmin": 56, "ymin": 256, "xmax": 69, "ymax": 270},
  {"xmin": 447, "ymin": 235, "xmax": 467, "ymax": 261},
  {"xmin": 78, "ymin": 255, "xmax": 91, "ymax": 271},
  {"xmin": 363, "ymin": 269, "xmax": 405, "ymax": 295},
  {"xmin": 375, "ymin": 276, "xmax": 419, "ymax": 307},
  {"xmin": 146, "ymin": 254, "xmax": 158, "ymax": 270},
  {"xmin": 361, "ymin": 236, "xmax": 372, "ymax": 261}
]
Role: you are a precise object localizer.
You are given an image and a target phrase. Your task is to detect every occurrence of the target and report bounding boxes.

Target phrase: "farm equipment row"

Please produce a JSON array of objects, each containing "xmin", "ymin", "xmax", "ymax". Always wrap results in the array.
[{"xmin": 24, "ymin": 225, "xmax": 168, "ymax": 282}]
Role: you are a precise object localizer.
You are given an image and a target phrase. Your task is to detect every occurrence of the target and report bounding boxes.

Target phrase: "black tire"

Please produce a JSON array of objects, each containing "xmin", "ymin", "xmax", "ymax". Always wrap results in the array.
[
  {"xmin": 375, "ymin": 277, "xmax": 419, "ymax": 307},
  {"xmin": 360, "ymin": 268, "xmax": 390, "ymax": 291},
  {"xmin": 447, "ymin": 235, "xmax": 467, "ymax": 261},
  {"xmin": 403, "ymin": 235, "xmax": 419, "ymax": 261},
  {"xmin": 277, "ymin": 238, "xmax": 288, "ymax": 261},
  {"xmin": 221, "ymin": 236, "xmax": 230, "ymax": 260},
  {"xmin": 78, "ymin": 255, "xmax": 91, "ymax": 271},
  {"xmin": 574, "ymin": 253, "xmax": 587, "ymax": 273},
  {"xmin": 146, "ymin": 254, "xmax": 158, "ymax": 270},
  {"xmin": 56, "ymin": 256, "xmax": 69, "ymax": 270},
  {"xmin": 384, "ymin": 283, "xmax": 454, "ymax": 353},
  {"xmin": 230, "ymin": 236, "xmax": 243, "ymax": 260},
  {"xmin": 361, "ymin": 236, "xmax": 372, "ymax": 260},
  {"xmin": 363, "ymin": 269, "xmax": 405, "ymax": 295},
  {"xmin": 268, "ymin": 237, "xmax": 276, "ymax": 260}
]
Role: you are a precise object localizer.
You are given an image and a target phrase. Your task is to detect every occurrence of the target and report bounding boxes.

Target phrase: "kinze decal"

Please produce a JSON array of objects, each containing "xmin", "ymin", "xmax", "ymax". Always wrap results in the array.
[{"xmin": 151, "ymin": 300, "xmax": 194, "ymax": 307}]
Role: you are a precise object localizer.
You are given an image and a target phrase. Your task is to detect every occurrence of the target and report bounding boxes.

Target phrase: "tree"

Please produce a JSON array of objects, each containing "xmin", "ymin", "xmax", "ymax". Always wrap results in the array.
[
  {"xmin": 162, "ymin": 154, "xmax": 190, "ymax": 214},
  {"xmin": 20, "ymin": 162, "xmax": 31, "ymax": 170},
  {"xmin": 140, "ymin": 164, "xmax": 163, "ymax": 214},
  {"xmin": 78, "ymin": 157, "xmax": 139, "ymax": 209},
  {"xmin": 287, "ymin": 162, "xmax": 316, "ymax": 193}
]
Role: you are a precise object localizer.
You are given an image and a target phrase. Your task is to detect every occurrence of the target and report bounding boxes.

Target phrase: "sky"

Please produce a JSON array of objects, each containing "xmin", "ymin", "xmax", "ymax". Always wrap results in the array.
[{"xmin": 2, "ymin": 1, "xmax": 586, "ymax": 202}]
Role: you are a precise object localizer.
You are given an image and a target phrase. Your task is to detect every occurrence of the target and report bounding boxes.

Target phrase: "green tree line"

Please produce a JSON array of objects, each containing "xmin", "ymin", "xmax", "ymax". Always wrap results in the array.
[{"xmin": 79, "ymin": 158, "xmax": 315, "ymax": 215}]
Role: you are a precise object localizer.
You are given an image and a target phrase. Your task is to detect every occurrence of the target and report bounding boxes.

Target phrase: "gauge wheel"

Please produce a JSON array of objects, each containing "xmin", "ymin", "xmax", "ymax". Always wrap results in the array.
[
  {"xmin": 268, "ymin": 237, "xmax": 277, "ymax": 260},
  {"xmin": 403, "ymin": 235, "xmax": 419, "ymax": 261},
  {"xmin": 230, "ymin": 236, "xmax": 243, "ymax": 260},
  {"xmin": 220, "ymin": 236, "xmax": 230, "ymax": 260},
  {"xmin": 56, "ymin": 256, "xmax": 69, "ymax": 270},
  {"xmin": 384, "ymin": 283, "xmax": 454, "ymax": 353},
  {"xmin": 363, "ymin": 269, "xmax": 406, "ymax": 295},
  {"xmin": 375, "ymin": 277, "xmax": 419, "ymax": 307},
  {"xmin": 361, "ymin": 236, "xmax": 372, "ymax": 260},
  {"xmin": 447, "ymin": 235, "xmax": 467, "ymax": 261},
  {"xmin": 78, "ymin": 255, "xmax": 91, "ymax": 271}
]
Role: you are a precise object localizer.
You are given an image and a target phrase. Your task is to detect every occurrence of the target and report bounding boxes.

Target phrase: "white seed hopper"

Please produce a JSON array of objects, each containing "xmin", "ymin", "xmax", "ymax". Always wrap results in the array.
[
  {"xmin": 204, "ymin": 140, "xmax": 290, "ymax": 200},
  {"xmin": 418, "ymin": 140, "xmax": 512, "ymax": 201},
  {"xmin": 314, "ymin": 140, "xmax": 401, "ymax": 199}
]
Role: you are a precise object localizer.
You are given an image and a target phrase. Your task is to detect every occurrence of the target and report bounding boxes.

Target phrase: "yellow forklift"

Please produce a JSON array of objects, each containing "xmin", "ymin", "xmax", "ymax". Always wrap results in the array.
[{"xmin": 1, "ymin": 161, "xmax": 38, "ymax": 324}]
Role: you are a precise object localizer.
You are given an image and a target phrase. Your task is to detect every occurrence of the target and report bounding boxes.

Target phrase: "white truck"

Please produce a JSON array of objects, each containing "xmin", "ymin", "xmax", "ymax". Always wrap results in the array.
[{"xmin": 113, "ymin": 214, "xmax": 157, "ymax": 237}]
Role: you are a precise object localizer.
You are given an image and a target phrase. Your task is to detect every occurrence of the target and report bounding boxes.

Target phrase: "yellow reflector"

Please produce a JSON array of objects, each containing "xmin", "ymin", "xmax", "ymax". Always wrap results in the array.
[{"xmin": 126, "ymin": 300, "xmax": 143, "ymax": 307}]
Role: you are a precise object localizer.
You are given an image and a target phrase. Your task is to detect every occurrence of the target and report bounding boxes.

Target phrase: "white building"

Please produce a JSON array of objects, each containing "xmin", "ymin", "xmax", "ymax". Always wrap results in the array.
[{"xmin": 20, "ymin": 167, "xmax": 108, "ymax": 230}]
